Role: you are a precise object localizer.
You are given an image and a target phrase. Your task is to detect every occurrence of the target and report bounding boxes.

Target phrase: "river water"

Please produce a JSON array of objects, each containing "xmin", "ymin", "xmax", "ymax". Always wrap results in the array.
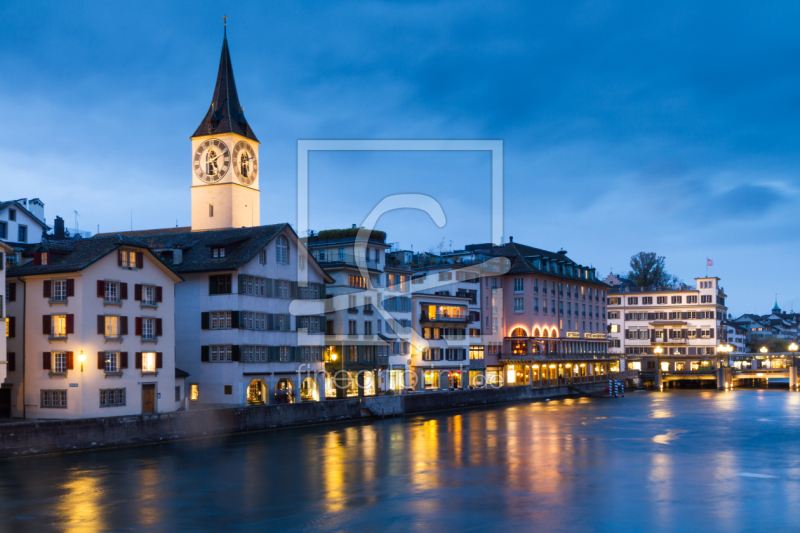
[{"xmin": 2, "ymin": 390, "xmax": 800, "ymax": 532}]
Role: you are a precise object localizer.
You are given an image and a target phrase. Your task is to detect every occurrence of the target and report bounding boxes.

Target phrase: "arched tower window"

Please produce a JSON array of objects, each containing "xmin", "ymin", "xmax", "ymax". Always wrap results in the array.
[{"xmin": 511, "ymin": 327, "xmax": 526, "ymax": 337}]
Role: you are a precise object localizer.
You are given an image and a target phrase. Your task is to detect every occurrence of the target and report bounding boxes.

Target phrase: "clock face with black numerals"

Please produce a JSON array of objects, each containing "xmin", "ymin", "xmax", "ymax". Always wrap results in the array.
[
  {"xmin": 233, "ymin": 141, "xmax": 258, "ymax": 185},
  {"xmin": 193, "ymin": 139, "xmax": 230, "ymax": 183}
]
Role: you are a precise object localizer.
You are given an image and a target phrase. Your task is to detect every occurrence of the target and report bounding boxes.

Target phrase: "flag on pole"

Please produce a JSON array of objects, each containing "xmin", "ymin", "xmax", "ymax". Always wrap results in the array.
[{"xmin": 707, "ymin": 258, "xmax": 713, "ymax": 267}]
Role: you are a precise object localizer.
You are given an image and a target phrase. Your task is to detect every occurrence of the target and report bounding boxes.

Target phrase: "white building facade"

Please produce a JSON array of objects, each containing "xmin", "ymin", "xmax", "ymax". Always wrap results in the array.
[
  {"xmin": 4, "ymin": 236, "xmax": 182, "ymax": 419},
  {"xmin": 607, "ymin": 277, "xmax": 728, "ymax": 371}
]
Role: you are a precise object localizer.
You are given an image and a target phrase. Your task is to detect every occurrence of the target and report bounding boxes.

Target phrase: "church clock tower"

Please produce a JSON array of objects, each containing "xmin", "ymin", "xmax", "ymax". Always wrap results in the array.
[{"xmin": 191, "ymin": 27, "xmax": 260, "ymax": 231}]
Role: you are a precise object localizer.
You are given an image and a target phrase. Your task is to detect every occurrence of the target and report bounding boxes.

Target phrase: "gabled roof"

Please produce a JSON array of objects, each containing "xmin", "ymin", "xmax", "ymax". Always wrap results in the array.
[
  {"xmin": 102, "ymin": 224, "xmax": 334, "ymax": 282},
  {"xmin": 7, "ymin": 235, "xmax": 180, "ymax": 280},
  {"xmin": 0, "ymin": 199, "xmax": 50, "ymax": 231},
  {"xmin": 192, "ymin": 30, "xmax": 258, "ymax": 142}
]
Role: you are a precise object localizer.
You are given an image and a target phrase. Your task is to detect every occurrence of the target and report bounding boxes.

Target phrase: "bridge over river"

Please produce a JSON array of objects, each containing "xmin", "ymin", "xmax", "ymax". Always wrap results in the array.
[{"xmin": 642, "ymin": 351, "xmax": 799, "ymax": 389}]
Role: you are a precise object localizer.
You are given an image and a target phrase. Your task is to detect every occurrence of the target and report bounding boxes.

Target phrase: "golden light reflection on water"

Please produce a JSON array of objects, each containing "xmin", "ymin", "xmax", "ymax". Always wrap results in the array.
[
  {"xmin": 136, "ymin": 460, "xmax": 164, "ymax": 527},
  {"xmin": 322, "ymin": 430, "xmax": 348, "ymax": 513},
  {"xmin": 58, "ymin": 471, "xmax": 105, "ymax": 533}
]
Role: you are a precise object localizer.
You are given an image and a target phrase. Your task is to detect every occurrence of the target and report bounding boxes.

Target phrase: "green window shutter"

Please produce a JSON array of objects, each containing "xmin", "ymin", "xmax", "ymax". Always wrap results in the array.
[
  {"xmin": 0, "ymin": 252, "xmax": 3, "ymax": 270},
  {"xmin": 237, "ymin": 274, "xmax": 245, "ymax": 294},
  {"xmin": 267, "ymin": 313, "xmax": 274, "ymax": 331},
  {"xmin": 209, "ymin": 276, "xmax": 217, "ymax": 295},
  {"xmin": 231, "ymin": 311, "xmax": 240, "ymax": 329},
  {"xmin": 284, "ymin": 314, "xmax": 291, "ymax": 331},
  {"xmin": 231, "ymin": 345, "xmax": 240, "ymax": 361},
  {"xmin": 320, "ymin": 283, "xmax": 326, "ymax": 298},
  {"xmin": 358, "ymin": 345, "xmax": 364, "ymax": 362},
  {"xmin": 319, "ymin": 316, "xmax": 326, "ymax": 333},
  {"xmin": 267, "ymin": 278, "xmax": 275, "ymax": 298},
  {"xmin": 290, "ymin": 346, "xmax": 297, "ymax": 362},
  {"xmin": 269, "ymin": 346, "xmax": 278, "ymax": 362},
  {"xmin": 201, "ymin": 346, "xmax": 209, "ymax": 362},
  {"xmin": 201, "ymin": 312, "xmax": 210, "ymax": 330}
]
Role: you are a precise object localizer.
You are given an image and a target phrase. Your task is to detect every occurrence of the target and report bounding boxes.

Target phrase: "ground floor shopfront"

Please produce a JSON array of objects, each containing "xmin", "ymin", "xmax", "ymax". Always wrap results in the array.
[{"xmin": 498, "ymin": 357, "xmax": 621, "ymax": 387}]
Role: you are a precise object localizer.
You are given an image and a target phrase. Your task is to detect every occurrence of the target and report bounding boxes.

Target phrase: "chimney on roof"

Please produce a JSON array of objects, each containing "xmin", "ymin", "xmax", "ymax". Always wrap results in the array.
[
  {"xmin": 351, "ymin": 224, "xmax": 357, "ymax": 229},
  {"xmin": 54, "ymin": 216, "xmax": 65, "ymax": 239},
  {"xmin": 509, "ymin": 236, "xmax": 513, "ymax": 243},
  {"xmin": 558, "ymin": 249, "xmax": 567, "ymax": 255}
]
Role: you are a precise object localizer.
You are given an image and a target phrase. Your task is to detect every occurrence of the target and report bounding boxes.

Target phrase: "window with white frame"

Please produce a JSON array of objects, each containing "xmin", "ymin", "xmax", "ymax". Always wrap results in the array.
[
  {"xmin": 142, "ymin": 352, "xmax": 157, "ymax": 372},
  {"xmin": 279, "ymin": 347, "xmax": 290, "ymax": 362},
  {"xmin": 276, "ymin": 236, "xmax": 289, "ymax": 264},
  {"xmin": 514, "ymin": 297, "xmax": 524, "ymax": 313},
  {"xmin": 211, "ymin": 311, "xmax": 232, "ymax": 329},
  {"xmin": 52, "ymin": 280, "xmax": 68, "ymax": 302},
  {"xmin": 514, "ymin": 278, "xmax": 524, "ymax": 293},
  {"xmin": 100, "ymin": 388, "xmax": 126, "ymax": 407},
  {"xmin": 212, "ymin": 247, "xmax": 226, "ymax": 258},
  {"xmin": 142, "ymin": 318, "xmax": 155, "ymax": 339},
  {"xmin": 210, "ymin": 345, "xmax": 232, "ymax": 362},
  {"xmin": 52, "ymin": 352, "xmax": 68, "ymax": 373},
  {"xmin": 105, "ymin": 281, "xmax": 119, "ymax": 302},
  {"xmin": 259, "ymin": 249, "xmax": 267, "ymax": 264},
  {"xmin": 142, "ymin": 285, "xmax": 156, "ymax": 305},
  {"xmin": 104, "ymin": 352, "xmax": 119, "ymax": 372},
  {"xmin": 41, "ymin": 389, "xmax": 67, "ymax": 408}
]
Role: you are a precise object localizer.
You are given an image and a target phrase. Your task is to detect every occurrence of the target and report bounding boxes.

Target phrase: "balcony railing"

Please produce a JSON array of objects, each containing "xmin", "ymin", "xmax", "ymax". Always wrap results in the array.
[{"xmin": 419, "ymin": 314, "xmax": 472, "ymax": 324}]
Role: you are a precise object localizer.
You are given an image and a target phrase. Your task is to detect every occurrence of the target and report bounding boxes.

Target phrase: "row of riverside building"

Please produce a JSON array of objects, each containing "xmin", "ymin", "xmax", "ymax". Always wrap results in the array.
[{"xmin": 0, "ymin": 31, "xmax": 732, "ymax": 419}]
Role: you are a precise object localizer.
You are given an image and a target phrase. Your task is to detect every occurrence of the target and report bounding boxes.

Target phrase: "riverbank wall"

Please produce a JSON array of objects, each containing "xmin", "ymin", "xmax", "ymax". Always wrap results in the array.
[{"xmin": 0, "ymin": 382, "xmax": 605, "ymax": 458}]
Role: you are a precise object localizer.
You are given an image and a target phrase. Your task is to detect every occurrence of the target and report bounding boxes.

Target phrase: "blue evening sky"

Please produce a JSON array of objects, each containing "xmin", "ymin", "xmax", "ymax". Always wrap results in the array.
[{"xmin": 1, "ymin": 1, "xmax": 798, "ymax": 317}]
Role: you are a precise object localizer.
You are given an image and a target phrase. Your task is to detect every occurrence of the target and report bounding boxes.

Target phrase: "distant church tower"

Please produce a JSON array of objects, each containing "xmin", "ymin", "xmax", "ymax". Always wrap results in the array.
[{"xmin": 190, "ymin": 26, "xmax": 260, "ymax": 231}]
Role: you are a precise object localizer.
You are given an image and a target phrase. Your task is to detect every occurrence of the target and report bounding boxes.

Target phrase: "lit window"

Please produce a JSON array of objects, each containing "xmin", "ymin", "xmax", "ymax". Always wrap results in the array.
[
  {"xmin": 190, "ymin": 384, "xmax": 199, "ymax": 401},
  {"xmin": 105, "ymin": 316, "xmax": 119, "ymax": 338},
  {"xmin": 142, "ymin": 352, "xmax": 157, "ymax": 373},
  {"xmin": 41, "ymin": 252, "xmax": 49, "ymax": 265},
  {"xmin": 120, "ymin": 250, "xmax": 134, "ymax": 268},
  {"xmin": 52, "ymin": 315, "xmax": 67, "ymax": 337}
]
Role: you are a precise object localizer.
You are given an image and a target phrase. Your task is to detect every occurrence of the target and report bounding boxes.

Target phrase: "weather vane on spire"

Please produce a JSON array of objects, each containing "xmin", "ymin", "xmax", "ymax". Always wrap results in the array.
[{"xmin": 223, "ymin": 15, "xmax": 227, "ymax": 36}]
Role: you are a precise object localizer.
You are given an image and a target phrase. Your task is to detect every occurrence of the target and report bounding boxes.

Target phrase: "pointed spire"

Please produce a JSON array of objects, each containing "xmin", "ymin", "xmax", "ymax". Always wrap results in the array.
[{"xmin": 192, "ymin": 21, "xmax": 258, "ymax": 141}]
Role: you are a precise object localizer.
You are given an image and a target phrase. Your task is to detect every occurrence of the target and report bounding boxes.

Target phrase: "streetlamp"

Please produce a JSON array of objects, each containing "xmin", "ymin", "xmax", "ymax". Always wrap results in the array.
[
  {"xmin": 760, "ymin": 346, "xmax": 768, "ymax": 354},
  {"xmin": 654, "ymin": 346, "xmax": 663, "ymax": 356},
  {"xmin": 78, "ymin": 350, "xmax": 86, "ymax": 372},
  {"xmin": 789, "ymin": 343, "xmax": 798, "ymax": 356}
]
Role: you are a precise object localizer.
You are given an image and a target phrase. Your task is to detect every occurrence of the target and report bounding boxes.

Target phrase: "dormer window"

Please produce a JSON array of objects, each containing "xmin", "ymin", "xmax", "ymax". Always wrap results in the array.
[
  {"xmin": 212, "ymin": 247, "xmax": 226, "ymax": 258},
  {"xmin": 41, "ymin": 252, "xmax": 49, "ymax": 265},
  {"xmin": 259, "ymin": 249, "xmax": 267, "ymax": 264}
]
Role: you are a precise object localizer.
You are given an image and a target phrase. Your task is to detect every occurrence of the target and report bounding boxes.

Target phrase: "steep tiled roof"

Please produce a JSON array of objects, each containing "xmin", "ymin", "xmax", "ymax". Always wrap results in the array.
[
  {"xmin": 104, "ymin": 224, "xmax": 332, "ymax": 282},
  {"xmin": 468, "ymin": 241, "xmax": 609, "ymax": 287},
  {"xmin": 120, "ymin": 224, "xmax": 287, "ymax": 274},
  {"xmin": 192, "ymin": 31, "xmax": 258, "ymax": 142},
  {"xmin": 8, "ymin": 235, "xmax": 150, "ymax": 277}
]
